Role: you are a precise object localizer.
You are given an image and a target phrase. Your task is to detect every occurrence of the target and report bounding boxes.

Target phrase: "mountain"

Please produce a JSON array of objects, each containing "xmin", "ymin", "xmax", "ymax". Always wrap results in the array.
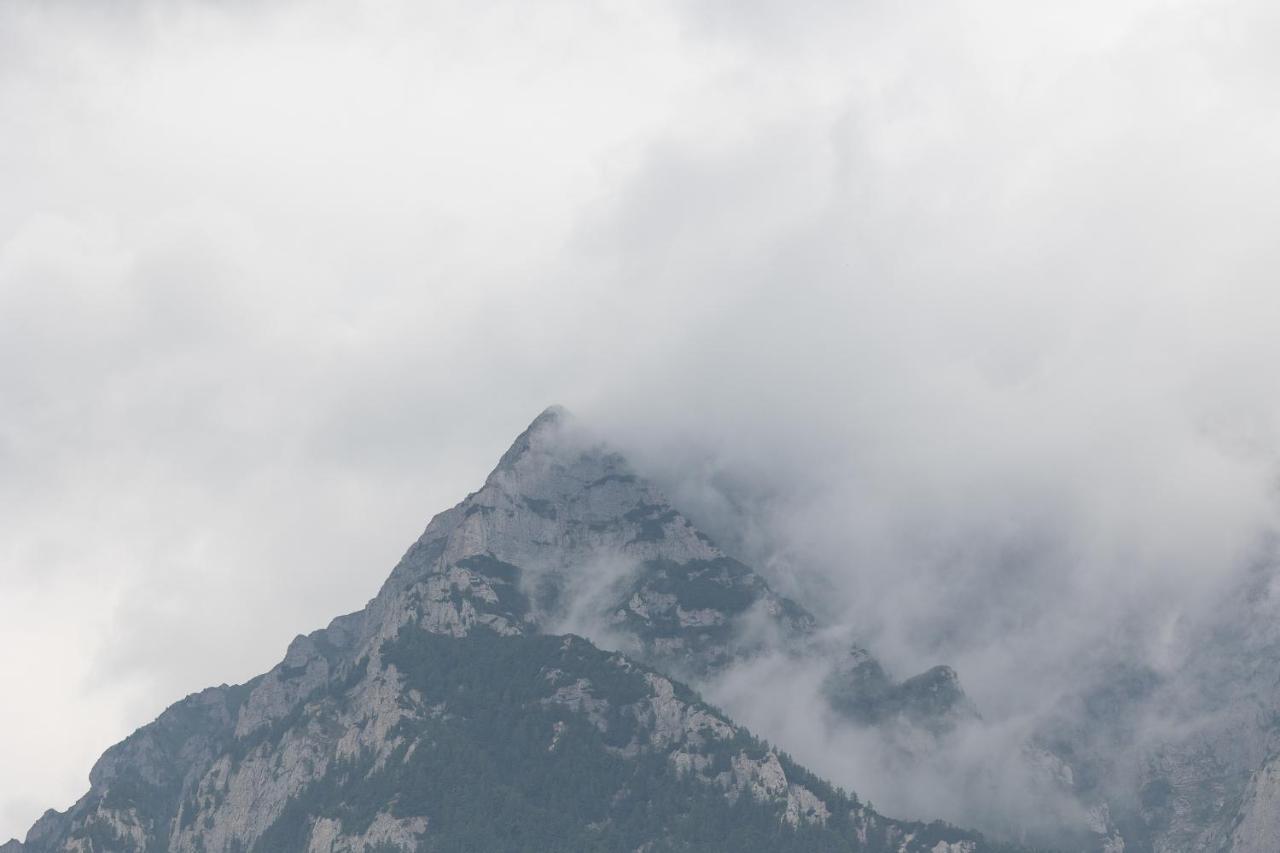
[
  {"xmin": 8, "ymin": 407, "xmax": 1013, "ymax": 853},
  {"xmin": 1027, "ymin": 556, "xmax": 1280, "ymax": 853}
]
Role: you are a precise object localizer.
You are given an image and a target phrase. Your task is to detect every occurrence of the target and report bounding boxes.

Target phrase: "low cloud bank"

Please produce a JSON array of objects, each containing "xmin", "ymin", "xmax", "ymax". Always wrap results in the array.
[{"xmin": 4, "ymin": 0, "xmax": 1280, "ymax": 842}]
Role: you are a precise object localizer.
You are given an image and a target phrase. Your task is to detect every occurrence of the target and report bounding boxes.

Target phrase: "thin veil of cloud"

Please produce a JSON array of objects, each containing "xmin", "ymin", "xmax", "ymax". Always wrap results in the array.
[{"xmin": 3, "ymin": 0, "xmax": 1280, "ymax": 841}]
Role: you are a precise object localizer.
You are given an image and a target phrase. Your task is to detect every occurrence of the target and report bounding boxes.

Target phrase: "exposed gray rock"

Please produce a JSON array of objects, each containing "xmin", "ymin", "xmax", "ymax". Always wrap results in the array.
[
  {"xmin": 306, "ymin": 812, "xmax": 428, "ymax": 852},
  {"xmin": 16, "ymin": 407, "xmax": 994, "ymax": 853},
  {"xmin": 825, "ymin": 647, "xmax": 975, "ymax": 733},
  {"xmin": 1017, "ymin": 558, "xmax": 1280, "ymax": 853},
  {"xmin": 377, "ymin": 406, "xmax": 968, "ymax": 726}
]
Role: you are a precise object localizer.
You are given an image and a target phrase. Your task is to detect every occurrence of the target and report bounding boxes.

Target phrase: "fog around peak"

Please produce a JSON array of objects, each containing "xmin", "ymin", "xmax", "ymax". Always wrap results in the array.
[{"xmin": 4, "ymin": 0, "xmax": 1280, "ymax": 842}]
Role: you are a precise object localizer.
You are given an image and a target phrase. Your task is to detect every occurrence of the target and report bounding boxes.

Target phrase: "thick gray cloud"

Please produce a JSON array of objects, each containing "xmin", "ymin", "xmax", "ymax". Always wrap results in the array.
[{"xmin": 3, "ymin": 0, "xmax": 1280, "ymax": 840}]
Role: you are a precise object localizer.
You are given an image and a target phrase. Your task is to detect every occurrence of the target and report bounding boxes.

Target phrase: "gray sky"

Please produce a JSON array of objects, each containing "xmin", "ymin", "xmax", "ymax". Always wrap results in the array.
[{"xmin": 4, "ymin": 0, "xmax": 1280, "ymax": 840}]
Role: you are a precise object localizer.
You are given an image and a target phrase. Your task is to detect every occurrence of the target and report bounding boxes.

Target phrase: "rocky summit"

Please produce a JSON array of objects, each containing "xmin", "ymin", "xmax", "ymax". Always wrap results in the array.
[{"xmin": 7, "ymin": 407, "xmax": 1009, "ymax": 853}]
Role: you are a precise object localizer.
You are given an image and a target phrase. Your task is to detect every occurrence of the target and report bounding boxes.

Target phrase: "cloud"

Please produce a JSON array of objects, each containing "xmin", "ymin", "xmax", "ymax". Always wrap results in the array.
[{"xmin": 3, "ymin": 0, "xmax": 1280, "ymax": 842}]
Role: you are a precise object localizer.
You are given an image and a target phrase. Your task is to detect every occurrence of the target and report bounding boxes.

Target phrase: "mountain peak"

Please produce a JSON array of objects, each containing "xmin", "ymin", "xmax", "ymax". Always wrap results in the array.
[
  {"xmin": 489, "ymin": 404, "xmax": 573, "ymax": 480},
  {"xmin": 520, "ymin": 403, "xmax": 571, "ymax": 442},
  {"xmin": 535, "ymin": 402, "xmax": 569, "ymax": 423},
  {"xmin": 386, "ymin": 409, "xmax": 970, "ymax": 701},
  {"xmin": 12, "ymin": 407, "xmax": 1002, "ymax": 853}
]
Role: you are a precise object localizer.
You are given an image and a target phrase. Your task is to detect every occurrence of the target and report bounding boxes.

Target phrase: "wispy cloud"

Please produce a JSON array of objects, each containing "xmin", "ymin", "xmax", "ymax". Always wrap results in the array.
[{"xmin": 3, "ymin": 0, "xmax": 1279, "ymax": 841}]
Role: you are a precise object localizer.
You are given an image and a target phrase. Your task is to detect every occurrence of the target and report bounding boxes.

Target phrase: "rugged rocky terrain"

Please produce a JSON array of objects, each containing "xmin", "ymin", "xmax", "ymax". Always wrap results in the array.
[
  {"xmin": 1031, "ymin": 558, "xmax": 1280, "ymax": 853},
  {"xmin": 7, "ymin": 408, "xmax": 1009, "ymax": 853}
]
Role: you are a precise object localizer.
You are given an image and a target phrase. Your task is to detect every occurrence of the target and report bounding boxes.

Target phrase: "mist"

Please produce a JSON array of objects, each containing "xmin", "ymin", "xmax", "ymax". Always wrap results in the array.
[{"xmin": 3, "ymin": 0, "xmax": 1280, "ymax": 842}]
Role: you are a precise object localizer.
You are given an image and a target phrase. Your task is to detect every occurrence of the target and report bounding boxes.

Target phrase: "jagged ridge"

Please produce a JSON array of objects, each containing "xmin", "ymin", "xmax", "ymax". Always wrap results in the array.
[{"xmin": 10, "ymin": 408, "xmax": 1005, "ymax": 853}]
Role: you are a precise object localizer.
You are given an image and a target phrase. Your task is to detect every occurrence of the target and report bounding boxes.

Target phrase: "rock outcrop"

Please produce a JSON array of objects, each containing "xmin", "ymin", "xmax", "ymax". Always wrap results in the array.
[{"xmin": 12, "ymin": 407, "xmax": 1002, "ymax": 853}]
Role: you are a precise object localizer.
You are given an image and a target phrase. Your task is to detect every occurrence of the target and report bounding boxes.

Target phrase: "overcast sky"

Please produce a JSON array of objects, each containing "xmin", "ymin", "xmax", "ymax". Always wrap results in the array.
[{"xmin": 4, "ymin": 0, "xmax": 1280, "ymax": 841}]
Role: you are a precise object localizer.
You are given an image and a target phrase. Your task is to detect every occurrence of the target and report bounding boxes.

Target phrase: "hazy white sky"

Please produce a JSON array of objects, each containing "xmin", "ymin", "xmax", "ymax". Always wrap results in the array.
[{"xmin": 4, "ymin": 0, "xmax": 1280, "ymax": 841}]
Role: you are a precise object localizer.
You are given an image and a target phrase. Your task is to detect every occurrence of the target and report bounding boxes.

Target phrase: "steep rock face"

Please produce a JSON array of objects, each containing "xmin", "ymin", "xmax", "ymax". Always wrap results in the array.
[
  {"xmin": 13, "ymin": 408, "xmax": 1001, "ymax": 853},
  {"xmin": 1230, "ymin": 750, "xmax": 1280, "ymax": 853},
  {"xmin": 1167, "ymin": 573, "xmax": 1280, "ymax": 853},
  {"xmin": 375, "ymin": 406, "xmax": 969, "ymax": 723},
  {"xmin": 1024, "ymin": 563, "xmax": 1280, "ymax": 853},
  {"xmin": 825, "ymin": 648, "xmax": 974, "ymax": 733}
]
